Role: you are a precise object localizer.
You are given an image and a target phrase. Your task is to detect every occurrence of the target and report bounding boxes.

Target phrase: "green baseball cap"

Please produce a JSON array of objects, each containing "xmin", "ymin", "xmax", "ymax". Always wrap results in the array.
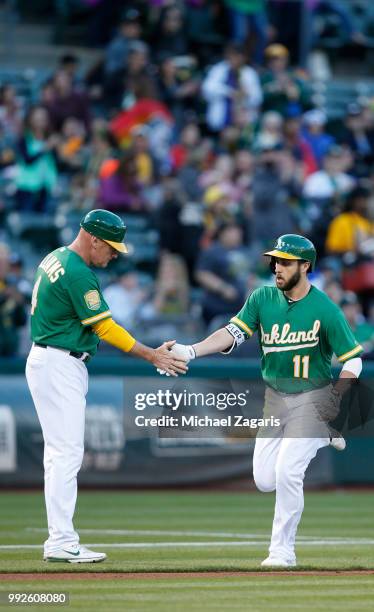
[{"xmin": 80, "ymin": 209, "xmax": 128, "ymax": 253}]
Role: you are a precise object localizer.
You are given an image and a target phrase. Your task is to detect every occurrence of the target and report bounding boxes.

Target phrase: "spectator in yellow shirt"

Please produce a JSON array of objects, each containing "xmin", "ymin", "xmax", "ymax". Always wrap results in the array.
[{"xmin": 325, "ymin": 186, "xmax": 374, "ymax": 254}]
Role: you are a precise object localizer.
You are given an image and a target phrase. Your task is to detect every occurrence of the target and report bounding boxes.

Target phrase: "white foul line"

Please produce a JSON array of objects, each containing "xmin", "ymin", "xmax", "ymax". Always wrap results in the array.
[
  {"xmin": 25, "ymin": 528, "xmax": 374, "ymax": 543},
  {"xmin": 2, "ymin": 539, "xmax": 374, "ymax": 550}
]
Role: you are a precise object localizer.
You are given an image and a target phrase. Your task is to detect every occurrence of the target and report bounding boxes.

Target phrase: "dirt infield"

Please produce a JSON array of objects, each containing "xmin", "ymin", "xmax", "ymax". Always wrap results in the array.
[{"xmin": 1, "ymin": 570, "xmax": 374, "ymax": 581}]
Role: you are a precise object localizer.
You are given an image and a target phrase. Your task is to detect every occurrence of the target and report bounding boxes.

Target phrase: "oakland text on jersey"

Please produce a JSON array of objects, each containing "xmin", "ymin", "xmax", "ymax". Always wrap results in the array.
[
  {"xmin": 39, "ymin": 252, "xmax": 66, "ymax": 283},
  {"xmin": 260, "ymin": 320, "xmax": 321, "ymax": 354}
]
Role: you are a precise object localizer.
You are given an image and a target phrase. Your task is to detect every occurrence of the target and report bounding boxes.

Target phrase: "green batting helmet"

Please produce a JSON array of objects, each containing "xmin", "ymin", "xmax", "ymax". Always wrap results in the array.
[
  {"xmin": 80, "ymin": 209, "xmax": 128, "ymax": 253},
  {"xmin": 264, "ymin": 234, "xmax": 316, "ymax": 272}
]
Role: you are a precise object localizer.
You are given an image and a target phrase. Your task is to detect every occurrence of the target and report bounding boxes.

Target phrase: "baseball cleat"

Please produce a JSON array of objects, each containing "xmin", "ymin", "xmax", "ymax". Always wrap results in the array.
[
  {"xmin": 329, "ymin": 435, "xmax": 346, "ymax": 451},
  {"xmin": 44, "ymin": 545, "xmax": 107, "ymax": 563},
  {"xmin": 261, "ymin": 556, "xmax": 296, "ymax": 568}
]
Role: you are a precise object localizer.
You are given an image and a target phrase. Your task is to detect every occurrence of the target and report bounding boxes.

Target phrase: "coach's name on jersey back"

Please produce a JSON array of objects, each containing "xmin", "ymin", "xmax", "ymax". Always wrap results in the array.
[{"xmin": 39, "ymin": 252, "xmax": 66, "ymax": 284}]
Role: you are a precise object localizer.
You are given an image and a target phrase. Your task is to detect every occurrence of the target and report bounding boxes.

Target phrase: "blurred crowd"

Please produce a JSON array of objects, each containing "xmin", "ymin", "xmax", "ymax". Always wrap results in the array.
[{"xmin": 1, "ymin": 0, "xmax": 374, "ymax": 358}]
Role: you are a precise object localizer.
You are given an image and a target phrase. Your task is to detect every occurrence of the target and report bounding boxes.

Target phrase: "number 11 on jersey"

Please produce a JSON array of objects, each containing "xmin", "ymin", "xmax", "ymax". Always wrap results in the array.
[{"xmin": 293, "ymin": 354, "xmax": 310, "ymax": 379}]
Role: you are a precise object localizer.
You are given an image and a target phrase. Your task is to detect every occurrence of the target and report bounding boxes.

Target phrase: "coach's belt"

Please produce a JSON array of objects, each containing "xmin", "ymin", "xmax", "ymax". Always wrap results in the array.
[{"xmin": 34, "ymin": 343, "xmax": 91, "ymax": 363}]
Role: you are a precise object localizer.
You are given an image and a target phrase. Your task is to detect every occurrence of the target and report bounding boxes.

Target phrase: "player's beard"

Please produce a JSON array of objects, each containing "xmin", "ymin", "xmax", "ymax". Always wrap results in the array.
[{"xmin": 277, "ymin": 267, "xmax": 302, "ymax": 292}]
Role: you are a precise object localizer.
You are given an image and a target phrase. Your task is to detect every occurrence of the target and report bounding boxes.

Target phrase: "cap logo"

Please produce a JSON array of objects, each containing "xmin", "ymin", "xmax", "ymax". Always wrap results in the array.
[{"xmin": 84, "ymin": 290, "xmax": 101, "ymax": 310}]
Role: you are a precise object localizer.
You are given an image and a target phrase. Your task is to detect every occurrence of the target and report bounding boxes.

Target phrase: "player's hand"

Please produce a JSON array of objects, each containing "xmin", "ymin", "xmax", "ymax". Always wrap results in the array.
[
  {"xmin": 152, "ymin": 340, "xmax": 189, "ymax": 377},
  {"xmin": 157, "ymin": 343, "xmax": 196, "ymax": 376}
]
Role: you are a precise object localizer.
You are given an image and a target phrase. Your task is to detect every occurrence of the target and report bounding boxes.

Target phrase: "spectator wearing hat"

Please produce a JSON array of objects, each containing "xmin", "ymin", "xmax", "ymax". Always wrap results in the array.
[
  {"xmin": 104, "ymin": 8, "xmax": 142, "ymax": 77},
  {"xmin": 339, "ymin": 103, "xmax": 374, "ymax": 178},
  {"xmin": 325, "ymin": 187, "xmax": 374, "ymax": 256},
  {"xmin": 223, "ymin": 0, "xmax": 268, "ymax": 65},
  {"xmin": 302, "ymin": 109, "xmax": 335, "ymax": 167},
  {"xmin": 202, "ymin": 42, "xmax": 262, "ymax": 133},
  {"xmin": 261, "ymin": 44, "xmax": 311, "ymax": 115}
]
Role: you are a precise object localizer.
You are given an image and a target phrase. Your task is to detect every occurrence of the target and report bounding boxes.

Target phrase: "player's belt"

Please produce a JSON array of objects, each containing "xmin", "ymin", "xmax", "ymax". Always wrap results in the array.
[{"xmin": 34, "ymin": 343, "xmax": 90, "ymax": 363}]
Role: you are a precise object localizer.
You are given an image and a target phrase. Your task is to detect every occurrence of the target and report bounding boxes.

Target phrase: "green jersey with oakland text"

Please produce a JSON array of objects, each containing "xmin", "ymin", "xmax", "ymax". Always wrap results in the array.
[
  {"xmin": 229, "ymin": 285, "xmax": 363, "ymax": 393},
  {"xmin": 31, "ymin": 247, "xmax": 111, "ymax": 356}
]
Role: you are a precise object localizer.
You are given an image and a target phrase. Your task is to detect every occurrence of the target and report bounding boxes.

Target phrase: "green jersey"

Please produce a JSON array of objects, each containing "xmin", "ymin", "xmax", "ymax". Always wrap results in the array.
[
  {"xmin": 230, "ymin": 285, "xmax": 363, "ymax": 393},
  {"xmin": 30, "ymin": 247, "xmax": 111, "ymax": 356}
]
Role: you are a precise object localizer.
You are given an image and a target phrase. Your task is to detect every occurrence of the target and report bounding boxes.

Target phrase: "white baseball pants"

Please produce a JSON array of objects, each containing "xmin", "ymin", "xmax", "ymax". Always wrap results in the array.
[
  {"xmin": 253, "ymin": 386, "xmax": 330, "ymax": 563},
  {"xmin": 26, "ymin": 345, "xmax": 88, "ymax": 556}
]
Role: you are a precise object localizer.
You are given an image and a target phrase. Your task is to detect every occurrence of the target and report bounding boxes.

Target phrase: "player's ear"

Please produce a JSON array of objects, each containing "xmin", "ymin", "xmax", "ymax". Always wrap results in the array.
[{"xmin": 301, "ymin": 260, "xmax": 311, "ymax": 274}]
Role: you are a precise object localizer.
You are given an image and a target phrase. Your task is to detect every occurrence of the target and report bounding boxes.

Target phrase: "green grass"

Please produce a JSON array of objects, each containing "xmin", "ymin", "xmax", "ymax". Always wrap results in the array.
[{"xmin": 0, "ymin": 491, "xmax": 374, "ymax": 610}]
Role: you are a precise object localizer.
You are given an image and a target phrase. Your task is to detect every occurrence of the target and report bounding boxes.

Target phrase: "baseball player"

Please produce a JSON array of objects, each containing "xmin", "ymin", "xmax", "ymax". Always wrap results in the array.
[
  {"xmin": 161, "ymin": 234, "xmax": 363, "ymax": 567},
  {"xmin": 26, "ymin": 209, "xmax": 187, "ymax": 563}
]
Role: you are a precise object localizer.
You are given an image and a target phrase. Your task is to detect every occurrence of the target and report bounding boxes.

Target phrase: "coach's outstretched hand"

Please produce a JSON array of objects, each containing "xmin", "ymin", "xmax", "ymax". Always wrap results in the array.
[
  {"xmin": 152, "ymin": 340, "xmax": 189, "ymax": 377},
  {"xmin": 157, "ymin": 343, "xmax": 196, "ymax": 376}
]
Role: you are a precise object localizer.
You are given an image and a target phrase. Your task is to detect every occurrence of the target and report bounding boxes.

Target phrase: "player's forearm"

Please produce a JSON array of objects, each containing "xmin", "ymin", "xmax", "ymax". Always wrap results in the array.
[
  {"xmin": 334, "ymin": 358, "xmax": 362, "ymax": 395},
  {"xmin": 192, "ymin": 328, "xmax": 234, "ymax": 358}
]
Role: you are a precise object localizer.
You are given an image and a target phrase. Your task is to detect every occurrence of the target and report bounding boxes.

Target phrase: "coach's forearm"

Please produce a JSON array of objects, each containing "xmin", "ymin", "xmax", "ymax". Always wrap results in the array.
[
  {"xmin": 93, "ymin": 317, "xmax": 136, "ymax": 352},
  {"xmin": 192, "ymin": 328, "xmax": 234, "ymax": 358},
  {"xmin": 129, "ymin": 340, "xmax": 156, "ymax": 364}
]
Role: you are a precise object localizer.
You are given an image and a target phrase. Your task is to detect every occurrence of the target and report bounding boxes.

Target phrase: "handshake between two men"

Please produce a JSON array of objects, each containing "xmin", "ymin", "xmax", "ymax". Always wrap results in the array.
[
  {"xmin": 146, "ymin": 328, "xmax": 235, "ymax": 376},
  {"xmin": 156, "ymin": 342, "xmax": 196, "ymax": 377}
]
